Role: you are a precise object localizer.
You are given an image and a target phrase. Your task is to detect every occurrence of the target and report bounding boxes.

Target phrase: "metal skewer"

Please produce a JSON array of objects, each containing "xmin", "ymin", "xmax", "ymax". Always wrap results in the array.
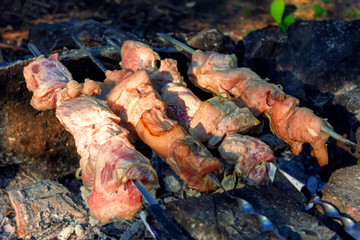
[
  {"xmin": 106, "ymin": 37, "xmax": 122, "ymax": 52},
  {"xmin": 207, "ymin": 173, "xmax": 285, "ymax": 239},
  {"xmin": 71, "ymin": 33, "xmax": 107, "ymax": 73},
  {"xmin": 28, "ymin": 43, "xmax": 42, "ymax": 57},
  {"xmin": 157, "ymin": 32, "xmax": 358, "ymax": 148}
]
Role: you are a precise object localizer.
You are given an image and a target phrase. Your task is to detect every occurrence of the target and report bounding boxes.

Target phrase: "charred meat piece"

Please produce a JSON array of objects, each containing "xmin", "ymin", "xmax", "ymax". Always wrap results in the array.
[
  {"xmin": 188, "ymin": 50, "xmax": 331, "ymax": 166},
  {"xmin": 219, "ymin": 133, "xmax": 275, "ymax": 184}
]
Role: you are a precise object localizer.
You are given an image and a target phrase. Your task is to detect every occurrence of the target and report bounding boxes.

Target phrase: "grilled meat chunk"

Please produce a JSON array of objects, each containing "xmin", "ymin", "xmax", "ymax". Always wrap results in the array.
[
  {"xmin": 219, "ymin": 133, "xmax": 275, "ymax": 184},
  {"xmin": 188, "ymin": 50, "xmax": 331, "ymax": 166}
]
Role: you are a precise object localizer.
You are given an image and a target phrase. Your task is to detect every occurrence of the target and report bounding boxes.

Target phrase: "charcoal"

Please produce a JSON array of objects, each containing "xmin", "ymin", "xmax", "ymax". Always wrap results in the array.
[
  {"xmin": 8, "ymin": 179, "xmax": 87, "ymax": 239},
  {"xmin": 165, "ymin": 185, "xmax": 338, "ymax": 239}
]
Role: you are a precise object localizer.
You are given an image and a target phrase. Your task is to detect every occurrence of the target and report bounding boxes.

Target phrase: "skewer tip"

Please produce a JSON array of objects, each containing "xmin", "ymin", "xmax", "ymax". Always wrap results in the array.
[{"xmin": 157, "ymin": 33, "xmax": 195, "ymax": 55}]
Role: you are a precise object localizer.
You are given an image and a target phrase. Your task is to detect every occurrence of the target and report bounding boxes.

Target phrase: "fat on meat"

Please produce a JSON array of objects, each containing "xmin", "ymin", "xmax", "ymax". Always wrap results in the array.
[
  {"xmin": 23, "ymin": 54, "xmax": 71, "ymax": 110},
  {"xmin": 219, "ymin": 133, "xmax": 275, "ymax": 184},
  {"xmin": 88, "ymin": 134, "xmax": 158, "ymax": 222},
  {"xmin": 188, "ymin": 50, "xmax": 331, "ymax": 166}
]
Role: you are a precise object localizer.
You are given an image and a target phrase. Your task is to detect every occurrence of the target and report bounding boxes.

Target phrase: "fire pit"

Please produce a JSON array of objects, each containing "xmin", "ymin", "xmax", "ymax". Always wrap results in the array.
[{"xmin": 1, "ymin": 2, "xmax": 360, "ymax": 239}]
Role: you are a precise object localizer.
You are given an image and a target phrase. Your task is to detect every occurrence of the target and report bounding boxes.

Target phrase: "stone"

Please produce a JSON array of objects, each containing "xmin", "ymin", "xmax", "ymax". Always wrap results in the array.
[
  {"xmin": 28, "ymin": 19, "xmax": 139, "ymax": 56},
  {"xmin": 165, "ymin": 185, "xmax": 339, "ymax": 239},
  {"xmin": 321, "ymin": 164, "xmax": 360, "ymax": 222},
  {"xmin": 187, "ymin": 28, "xmax": 238, "ymax": 54},
  {"xmin": 242, "ymin": 20, "xmax": 360, "ymax": 120}
]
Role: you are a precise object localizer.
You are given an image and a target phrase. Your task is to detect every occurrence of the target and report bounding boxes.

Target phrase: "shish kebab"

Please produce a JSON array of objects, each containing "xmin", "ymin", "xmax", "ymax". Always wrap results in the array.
[
  {"xmin": 108, "ymin": 39, "xmax": 360, "ymax": 239},
  {"xmin": 107, "ymin": 38, "xmax": 276, "ymax": 184},
  {"xmin": 26, "ymin": 44, "xmax": 196, "ymax": 240},
  {"xmin": 74, "ymin": 36, "xmax": 286, "ymax": 239},
  {"xmin": 157, "ymin": 33, "xmax": 358, "ymax": 168},
  {"xmin": 25, "ymin": 44, "xmax": 161, "ymax": 223}
]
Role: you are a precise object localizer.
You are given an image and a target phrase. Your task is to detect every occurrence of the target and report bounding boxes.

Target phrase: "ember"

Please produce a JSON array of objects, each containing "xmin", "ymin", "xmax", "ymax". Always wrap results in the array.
[{"xmin": 1, "ymin": 1, "xmax": 360, "ymax": 239}]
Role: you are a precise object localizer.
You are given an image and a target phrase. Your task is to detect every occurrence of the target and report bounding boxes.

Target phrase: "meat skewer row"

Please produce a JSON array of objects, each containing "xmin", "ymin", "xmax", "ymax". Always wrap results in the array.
[
  {"xmin": 72, "ymin": 37, "xmax": 222, "ymax": 193},
  {"xmin": 76, "ymin": 39, "xmax": 288, "ymax": 239},
  {"xmin": 157, "ymin": 33, "xmax": 358, "ymax": 167},
  {"xmin": 115, "ymin": 40, "xmax": 276, "ymax": 184},
  {"xmin": 25, "ymin": 44, "xmax": 159, "ymax": 223}
]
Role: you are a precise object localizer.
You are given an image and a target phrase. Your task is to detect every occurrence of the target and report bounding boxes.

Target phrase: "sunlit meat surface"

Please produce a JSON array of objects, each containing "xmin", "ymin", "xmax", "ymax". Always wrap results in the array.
[
  {"xmin": 23, "ymin": 55, "xmax": 159, "ymax": 222},
  {"xmin": 188, "ymin": 50, "xmax": 331, "ymax": 166},
  {"xmin": 120, "ymin": 40, "xmax": 160, "ymax": 71},
  {"xmin": 106, "ymin": 68, "xmax": 220, "ymax": 192},
  {"xmin": 149, "ymin": 58, "xmax": 186, "ymax": 92},
  {"xmin": 162, "ymin": 83, "xmax": 260, "ymax": 148},
  {"xmin": 219, "ymin": 133, "xmax": 275, "ymax": 184},
  {"xmin": 23, "ymin": 54, "xmax": 71, "ymax": 110},
  {"xmin": 161, "ymin": 83, "xmax": 202, "ymax": 130}
]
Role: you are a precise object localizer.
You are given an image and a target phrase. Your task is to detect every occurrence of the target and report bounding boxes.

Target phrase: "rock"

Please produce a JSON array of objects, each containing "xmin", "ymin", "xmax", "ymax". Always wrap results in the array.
[
  {"xmin": 187, "ymin": 28, "xmax": 238, "ymax": 54},
  {"xmin": 28, "ymin": 19, "xmax": 139, "ymax": 55},
  {"xmin": 321, "ymin": 164, "xmax": 360, "ymax": 222},
  {"xmin": 0, "ymin": 44, "xmax": 127, "ymax": 178},
  {"xmin": 8, "ymin": 179, "xmax": 87, "ymax": 239},
  {"xmin": 333, "ymin": 86, "xmax": 360, "ymax": 118},
  {"xmin": 242, "ymin": 20, "xmax": 360, "ymax": 119},
  {"xmin": 0, "ymin": 58, "xmax": 78, "ymax": 175},
  {"xmin": 165, "ymin": 185, "xmax": 338, "ymax": 239}
]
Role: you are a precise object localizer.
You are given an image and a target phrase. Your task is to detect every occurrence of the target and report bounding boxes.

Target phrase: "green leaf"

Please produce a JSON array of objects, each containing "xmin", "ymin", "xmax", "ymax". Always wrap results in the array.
[
  {"xmin": 283, "ymin": 13, "xmax": 295, "ymax": 26},
  {"xmin": 313, "ymin": 4, "xmax": 326, "ymax": 18},
  {"xmin": 271, "ymin": 0, "xmax": 285, "ymax": 24}
]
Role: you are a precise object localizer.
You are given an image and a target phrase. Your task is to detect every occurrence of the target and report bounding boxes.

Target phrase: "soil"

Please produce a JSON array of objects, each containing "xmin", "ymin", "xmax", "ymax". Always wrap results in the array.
[{"xmin": 1, "ymin": 0, "xmax": 360, "ymax": 63}]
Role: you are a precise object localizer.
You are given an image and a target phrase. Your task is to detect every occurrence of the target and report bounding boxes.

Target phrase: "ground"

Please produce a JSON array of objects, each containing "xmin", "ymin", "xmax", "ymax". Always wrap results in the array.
[{"xmin": 1, "ymin": 0, "xmax": 360, "ymax": 63}]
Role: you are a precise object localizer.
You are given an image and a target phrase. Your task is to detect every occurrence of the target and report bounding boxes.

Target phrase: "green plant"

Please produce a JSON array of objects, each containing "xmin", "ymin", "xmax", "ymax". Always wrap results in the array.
[
  {"xmin": 270, "ymin": 0, "xmax": 296, "ymax": 33},
  {"xmin": 313, "ymin": 4, "xmax": 327, "ymax": 18}
]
